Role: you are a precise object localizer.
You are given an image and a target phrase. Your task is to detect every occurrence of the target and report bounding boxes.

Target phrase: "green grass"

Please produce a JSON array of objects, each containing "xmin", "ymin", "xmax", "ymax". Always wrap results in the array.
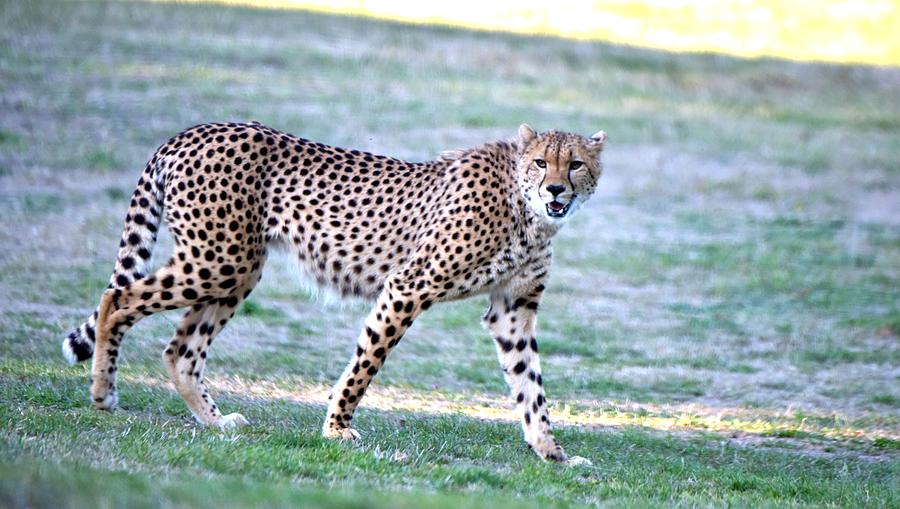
[
  {"xmin": 0, "ymin": 463, "xmax": 557, "ymax": 509},
  {"xmin": 0, "ymin": 0, "xmax": 898, "ymax": 507},
  {"xmin": 1, "ymin": 360, "xmax": 896, "ymax": 509}
]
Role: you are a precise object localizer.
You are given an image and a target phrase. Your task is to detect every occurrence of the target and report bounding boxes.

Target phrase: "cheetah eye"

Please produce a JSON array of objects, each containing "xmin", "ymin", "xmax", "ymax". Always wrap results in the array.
[
  {"xmin": 568, "ymin": 161, "xmax": 583, "ymax": 171},
  {"xmin": 534, "ymin": 159, "xmax": 546, "ymax": 169}
]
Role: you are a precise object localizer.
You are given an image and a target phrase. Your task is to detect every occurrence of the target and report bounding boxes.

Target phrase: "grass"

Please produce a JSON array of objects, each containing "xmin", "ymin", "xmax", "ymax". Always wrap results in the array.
[
  {"xmin": 1, "ymin": 361, "xmax": 896, "ymax": 509},
  {"xmin": 173, "ymin": 0, "xmax": 900, "ymax": 66},
  {"xmin": 0, "ymin": 0, "xmax": 898, "ymax": 507}
]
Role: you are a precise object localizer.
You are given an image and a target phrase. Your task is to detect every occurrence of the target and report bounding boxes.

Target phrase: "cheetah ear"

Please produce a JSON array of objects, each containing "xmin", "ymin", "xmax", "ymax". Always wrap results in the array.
[
  {"xmin": 518, "ymin": 123, "xmax": 537, "ymax": 148},
  {"xmin": 588, "ymin": 130, "xmax": 607, "ymax": 152}
]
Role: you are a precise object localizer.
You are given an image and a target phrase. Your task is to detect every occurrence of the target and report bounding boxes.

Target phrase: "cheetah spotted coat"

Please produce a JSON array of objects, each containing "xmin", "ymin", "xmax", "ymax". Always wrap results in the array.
[{"xmin": 63, "ymin": 121, "xmax": 607, "ymax": 463}]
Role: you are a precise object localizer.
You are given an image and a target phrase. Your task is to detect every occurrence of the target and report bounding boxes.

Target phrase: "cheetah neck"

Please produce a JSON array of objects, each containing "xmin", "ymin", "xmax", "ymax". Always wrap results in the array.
[{"xmin": 521, "ymin": 202, "xmax": 563, "ymax": 244}]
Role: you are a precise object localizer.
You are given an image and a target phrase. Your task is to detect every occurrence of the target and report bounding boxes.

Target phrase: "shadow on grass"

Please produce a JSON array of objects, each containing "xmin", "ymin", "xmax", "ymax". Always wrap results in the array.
[{"xmin": 3, "ymin": 358, "xmax": 896, "ymax": 458}]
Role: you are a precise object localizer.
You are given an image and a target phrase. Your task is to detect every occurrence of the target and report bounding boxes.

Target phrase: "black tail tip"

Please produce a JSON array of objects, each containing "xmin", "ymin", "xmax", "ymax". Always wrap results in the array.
[{"xmin": 62, "ymin": 330, "xmax": 93, "ymax": 364}]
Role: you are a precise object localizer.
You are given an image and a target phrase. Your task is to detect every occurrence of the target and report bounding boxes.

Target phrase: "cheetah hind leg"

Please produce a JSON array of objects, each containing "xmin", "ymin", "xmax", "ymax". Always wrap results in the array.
[
  {"xmin": 162, "ymin": 279, "xmax": 258, "ymax": 430},
  {"xmin": 90, "ymin": 265, "xmax": 201, "ymax": 410}
]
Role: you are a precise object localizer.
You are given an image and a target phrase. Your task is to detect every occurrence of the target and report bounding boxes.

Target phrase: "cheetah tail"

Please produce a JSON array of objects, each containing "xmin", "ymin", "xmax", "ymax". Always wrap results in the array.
[{"xmin": 62, "ymin": 158, "xmax": 168, "ymax": 364}]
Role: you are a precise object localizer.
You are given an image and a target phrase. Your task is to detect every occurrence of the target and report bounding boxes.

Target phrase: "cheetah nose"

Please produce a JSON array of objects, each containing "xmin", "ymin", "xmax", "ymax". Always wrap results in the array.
[{"xmin": 546, "ymin": 184, "xmax": 566, "ymax": 197}]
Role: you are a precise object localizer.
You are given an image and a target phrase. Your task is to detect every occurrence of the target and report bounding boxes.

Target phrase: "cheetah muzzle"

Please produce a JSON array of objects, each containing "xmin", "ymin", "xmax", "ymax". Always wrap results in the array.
[
  {"xmin": 546, "ymin": 197, "xmax": 575, "ymax": 218},
  {"xmin": 62, "ymin": 121, "xmax": 607, "ymax": 465}
]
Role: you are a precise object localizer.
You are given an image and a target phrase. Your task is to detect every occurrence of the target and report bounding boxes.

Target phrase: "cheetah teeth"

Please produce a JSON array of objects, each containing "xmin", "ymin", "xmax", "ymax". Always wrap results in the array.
[{"xmin": 546, "ymin": 201, "xmax": 571, "ymax": 217}]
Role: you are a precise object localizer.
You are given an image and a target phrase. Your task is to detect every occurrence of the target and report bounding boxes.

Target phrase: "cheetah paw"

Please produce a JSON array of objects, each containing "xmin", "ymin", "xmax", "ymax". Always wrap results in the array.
[
  {"xmin": 323, "ymin": 427, "xmax": 361, "ymax": 441},
  {"xmin": 214, "ymin": 413, "xmax": 249, "ymax": 430},
  {"xmin": 565, "ymin": 455, "xmax": 593, "ymax": 467},
  {"xmin": 92, "ymin": 391, "xmax": 118, "ymax": 411},
  {"xmin": 530, "ymin": 435, "xmax": 568, "ymax": 463}
]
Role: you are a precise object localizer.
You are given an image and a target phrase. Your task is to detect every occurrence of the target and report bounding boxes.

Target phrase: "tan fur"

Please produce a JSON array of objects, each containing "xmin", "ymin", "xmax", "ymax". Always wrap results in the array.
[{"xmin": 63, "ymin": 122, "xmax": 606, "ymax": 463}]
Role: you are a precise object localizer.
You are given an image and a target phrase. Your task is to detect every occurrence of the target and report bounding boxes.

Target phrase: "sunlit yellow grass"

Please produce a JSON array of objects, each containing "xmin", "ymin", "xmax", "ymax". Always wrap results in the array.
[
  {"xmin": 130, "ymin": 373, "xmax": 899, "ymax": 443},
  {"xmin": 156, "ymin": 0, "xmax": 900, "ymax": 66}
]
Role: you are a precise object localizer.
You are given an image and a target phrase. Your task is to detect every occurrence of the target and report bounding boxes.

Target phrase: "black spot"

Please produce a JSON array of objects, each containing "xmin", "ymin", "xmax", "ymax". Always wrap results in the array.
[{"xmin": 513, "ymin": 361, "xmax": 527, "ymax": 374}]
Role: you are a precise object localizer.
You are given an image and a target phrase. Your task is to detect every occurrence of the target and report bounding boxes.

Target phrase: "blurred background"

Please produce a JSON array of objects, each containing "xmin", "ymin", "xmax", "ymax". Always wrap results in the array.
[
  {"xmin": 1, "ymin": 1, "xmax": 898, "ymax": 507},
  {"xmin": 203, "ymin": 0, "xmax": 900, "ymax": 66}
]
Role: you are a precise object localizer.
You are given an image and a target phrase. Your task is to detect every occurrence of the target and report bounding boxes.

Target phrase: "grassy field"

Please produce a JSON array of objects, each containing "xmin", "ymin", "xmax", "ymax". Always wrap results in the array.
[
  {"xmin": 174, "ymin": 0, "xmax": 900, "ymax": 66},
  {"xmin": 1, "ymin": 0, "xmax": 898, "ymax": 507}
]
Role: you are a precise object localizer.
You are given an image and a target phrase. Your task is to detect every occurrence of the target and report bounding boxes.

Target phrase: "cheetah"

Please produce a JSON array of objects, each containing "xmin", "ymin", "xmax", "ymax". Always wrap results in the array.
[{"xmin": 62, "ymin": 121, "xmax": 607, "ymax": 464}]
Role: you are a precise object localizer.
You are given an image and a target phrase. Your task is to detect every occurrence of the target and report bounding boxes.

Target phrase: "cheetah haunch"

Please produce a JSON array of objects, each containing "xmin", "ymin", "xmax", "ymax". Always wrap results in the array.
[{"xmin": 63, "ymin": 122, "xmax": 607, "ymax": 463}]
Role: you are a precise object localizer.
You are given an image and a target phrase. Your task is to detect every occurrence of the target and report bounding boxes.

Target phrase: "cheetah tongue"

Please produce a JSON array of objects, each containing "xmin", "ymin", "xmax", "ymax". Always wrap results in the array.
[{"xmin": 548, "ymin": 201, "xmax": 566, "ymax": 211}]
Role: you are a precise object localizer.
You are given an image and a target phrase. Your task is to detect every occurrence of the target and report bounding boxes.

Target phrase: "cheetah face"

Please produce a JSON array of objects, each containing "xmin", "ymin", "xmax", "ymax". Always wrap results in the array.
[{"xmin": 516, "ymin": 124, "xmax": 606, "ymax": 224}]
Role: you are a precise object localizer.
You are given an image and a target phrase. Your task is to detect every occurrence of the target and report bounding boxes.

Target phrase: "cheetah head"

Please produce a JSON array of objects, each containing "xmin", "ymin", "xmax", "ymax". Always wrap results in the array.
[{"xmin": 516, "ymin": 124, "xmax": 606, "ymax": 225}]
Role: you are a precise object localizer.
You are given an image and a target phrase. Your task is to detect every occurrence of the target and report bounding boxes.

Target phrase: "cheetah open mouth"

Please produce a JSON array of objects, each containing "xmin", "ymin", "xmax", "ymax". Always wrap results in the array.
[{"xmin": 545, "ymin": 200, "xmax": 572, "ymax": 218}]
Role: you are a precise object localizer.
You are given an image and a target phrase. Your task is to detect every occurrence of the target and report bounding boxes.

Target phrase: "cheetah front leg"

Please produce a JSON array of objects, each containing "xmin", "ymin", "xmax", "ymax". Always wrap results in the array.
[
  {"xmin": 322, "ymin": 275, "xmax": 424, "ymax": 441},
  {"xmin": 484, "ymin": 283, "xmax": 591, "ymax": 465}
]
